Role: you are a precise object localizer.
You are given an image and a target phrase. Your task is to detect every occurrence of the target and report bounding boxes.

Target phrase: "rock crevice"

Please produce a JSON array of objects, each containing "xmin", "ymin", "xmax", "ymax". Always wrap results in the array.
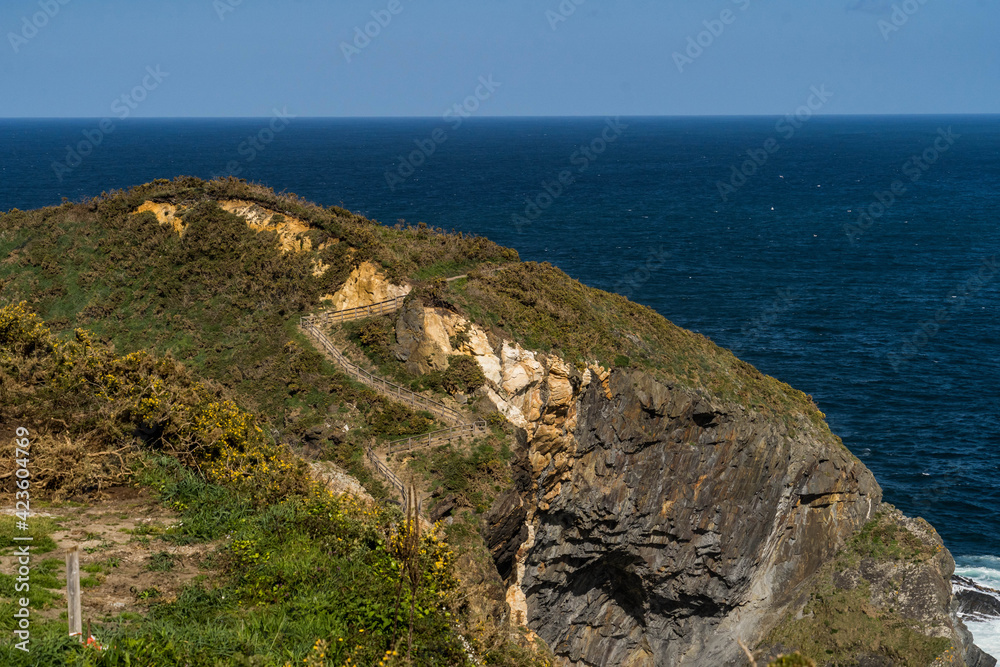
[
  {"xmin": 488, "ymin": 367, "xmax": 883, "ymax": 666},
  {"xmin": 374, "ymin": 294, "xmax": 990, "ymax": 666}
]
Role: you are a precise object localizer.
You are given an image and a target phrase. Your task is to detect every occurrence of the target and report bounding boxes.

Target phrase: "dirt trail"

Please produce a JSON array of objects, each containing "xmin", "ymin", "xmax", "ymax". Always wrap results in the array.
[{"xmin": 0, "ymin": 487, "xmax": 220, "ymax": 625}]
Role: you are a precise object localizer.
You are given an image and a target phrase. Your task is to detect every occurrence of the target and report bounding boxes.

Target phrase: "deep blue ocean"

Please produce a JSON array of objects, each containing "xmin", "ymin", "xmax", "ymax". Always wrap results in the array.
[{"xmin": 2, "ymin": 117, "xmax": 999, "ymax": 645}]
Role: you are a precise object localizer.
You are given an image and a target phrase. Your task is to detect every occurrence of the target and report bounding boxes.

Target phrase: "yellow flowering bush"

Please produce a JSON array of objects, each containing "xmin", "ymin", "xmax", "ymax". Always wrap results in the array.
[
  {"xmin": 387, "ymin": 520, "xmax": 458, "ymax": 602},
  {"xmin": 0, "ymin": 301, "xmax": 51, "ymax": 354},
  {"xmin": 0, "ymin": 302, "xmax": 308, "ymax": 504}
]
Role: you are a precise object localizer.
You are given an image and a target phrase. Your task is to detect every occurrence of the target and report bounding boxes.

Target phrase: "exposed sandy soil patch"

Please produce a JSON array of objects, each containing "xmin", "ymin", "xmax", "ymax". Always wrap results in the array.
[
  {"xmin": 133, "ymin": 201, "xmax": 184, "ymax": 234},
  {"xmin": 130, "ymin": 199, "xmax": 327, "ymax": 272},
  {"xmin": 218, "ymin": 199, "xmax": 312, "ymax": 252},
  {"xmin": 0, "ymin": 486, "xmax": 221, "ymax": 624}
]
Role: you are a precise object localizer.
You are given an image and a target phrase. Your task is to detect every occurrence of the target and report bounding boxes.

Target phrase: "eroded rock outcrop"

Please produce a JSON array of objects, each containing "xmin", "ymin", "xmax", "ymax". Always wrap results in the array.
[
  {"xmin": 484, "ymin": 368, "xmax": 888, "ymax": 666},
  {"xmin": 134, "ymin": 201, "xmax": 185, "ymax": 234},
  {"xmin": 327, "ymin": 261, "xmax": 411, "ymax": 311},
  {"xmin": 392, "ymin": 300, "xmax": 504, "ymax": 383},
  {"xmin": 379, "ymin": 295, "xmax": 991, "ymax": 665},
  {"xmin": 132, "ymin": 199, "xmax": 314, "ymax": 250},
  {"xmin": 955, "ymin": 576, "xmax": 1000, "ymax": 623},
  {"xmin": 132, "ymin": 199, "xmax": 332, "ymax": 275},
  {"xmin": 309, "ymin": 460, "xmax": 373, "ymax": 503},
  {"xmin": 218, "ymin": 199, "xmax": 314, "ymax": 252}
]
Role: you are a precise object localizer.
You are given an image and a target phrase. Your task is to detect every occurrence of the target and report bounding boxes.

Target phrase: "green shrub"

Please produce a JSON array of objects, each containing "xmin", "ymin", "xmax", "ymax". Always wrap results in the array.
[
  {"xmin": 768, "ymin": 654, "xmax": 816, "ymax": 667},
  {"xmin": 353, "ymin": 316, "xmax": 395, "ymax": 362},
  {"xmin": 442, "ymin": 354, "xmax": 486, "ymax": 395},
  {"xmin": 486, "ymin": 412, "xmax": 508, "ymax": 429},
  {"xmin": 371, "ymin": 402, "xmax": 435, "ymax": 438}
]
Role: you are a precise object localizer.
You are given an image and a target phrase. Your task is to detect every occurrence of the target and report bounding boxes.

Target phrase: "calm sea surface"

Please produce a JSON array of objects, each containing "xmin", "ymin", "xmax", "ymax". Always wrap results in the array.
[{"xmin": 2, "ymin": 118, "xmax": 999, "ymax": 646}]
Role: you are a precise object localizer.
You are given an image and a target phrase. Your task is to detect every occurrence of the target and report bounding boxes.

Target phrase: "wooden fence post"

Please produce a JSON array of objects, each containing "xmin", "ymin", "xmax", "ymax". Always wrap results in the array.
[{"xmin": 65, "ymin": 546, "xmax": 82, "ymax": 641}]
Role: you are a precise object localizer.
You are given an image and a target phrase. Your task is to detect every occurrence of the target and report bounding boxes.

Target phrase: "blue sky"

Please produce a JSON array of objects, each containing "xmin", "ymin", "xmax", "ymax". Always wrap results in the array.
[{"xmin": 1, "ymin": 0, "xmax": 997, "ymax": 117}]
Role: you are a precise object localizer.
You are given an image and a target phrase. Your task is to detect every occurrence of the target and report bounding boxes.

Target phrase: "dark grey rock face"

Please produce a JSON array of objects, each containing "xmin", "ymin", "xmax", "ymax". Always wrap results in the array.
[
  {"xmin": 487, "ymin": 370, "xmax": 883, "ymax": 666},
  {"xmin": 484, "ymin": 489, "xmax": 528, "ymax": 582},
  {"xmin": 955, "ymin": 575, "xmax": 1000, "ymax": 621},
  {"xmin": 952, "ymin": 576, "xmax": 1000, "ymax": 667},
  {"xmin": 959, "ymin": 626, "xmax": 998, "ymax": 667},
  {"xmin": 482, "ymin": 368, "xmax": 996, "ymax": 666}
]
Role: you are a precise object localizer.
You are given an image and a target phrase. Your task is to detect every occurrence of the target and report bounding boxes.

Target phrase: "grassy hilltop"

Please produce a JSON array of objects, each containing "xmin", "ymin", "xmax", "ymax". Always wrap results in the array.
[
  {"xmin": 0, "ymin": 176, "xmax": 827, "ymax": 432},
  {"xmin": 0, "ymin": 177, "xmax": 833, "ymax": 665}
]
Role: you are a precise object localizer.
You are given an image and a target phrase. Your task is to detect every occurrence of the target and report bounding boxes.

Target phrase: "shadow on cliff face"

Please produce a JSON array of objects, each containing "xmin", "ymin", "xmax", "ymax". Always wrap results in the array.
[
  {"xmin": 568, "ymin": 552, "xmax": 650, "ymax": 628},
  {"xmin": 482, "ymin": 368, "xmax": 903, "ymax": 666},
  {"xmin": 564, "ymin": 544, "xmax": 735, "ymax": 627}
]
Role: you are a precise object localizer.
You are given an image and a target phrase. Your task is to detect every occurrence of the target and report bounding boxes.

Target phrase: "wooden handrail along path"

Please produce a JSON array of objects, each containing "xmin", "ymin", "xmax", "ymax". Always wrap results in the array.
[
  {"xmin": 300, "ymin": 296, "xmax": 489, "ymax": 508},
  {"xmin": 365, "ymin": 445, "xmax": 410, "ymax": 507},
  {"xmin": 306, "ymin": 295, "xmax": 408, "ymax": 327},
  {"xmin": 300, "ymin": 320, "xmax": 465, "ymax": 425},
  {"xmin": 386, "ymin": 420, "xmax": 487, "ymax": 455}
]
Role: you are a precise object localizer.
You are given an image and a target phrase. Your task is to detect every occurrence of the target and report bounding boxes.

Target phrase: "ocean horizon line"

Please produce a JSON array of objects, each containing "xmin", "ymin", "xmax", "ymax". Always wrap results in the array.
[{"xmin": 2, "ymin": 113, "xmax": 999, "ymax": 121}]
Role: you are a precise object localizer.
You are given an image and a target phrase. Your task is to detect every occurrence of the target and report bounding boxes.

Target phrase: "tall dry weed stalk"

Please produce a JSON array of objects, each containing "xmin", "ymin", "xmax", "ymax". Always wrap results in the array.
[{"xmin": 391, "ymin": 484, "xmax": 423, "ymax": 663}]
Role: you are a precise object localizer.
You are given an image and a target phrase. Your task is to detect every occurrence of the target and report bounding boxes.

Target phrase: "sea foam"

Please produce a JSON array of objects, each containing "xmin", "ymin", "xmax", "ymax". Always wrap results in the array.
[{"xmin": 955, "ymin": 555, "xmax": 1000, "ymax": 659}]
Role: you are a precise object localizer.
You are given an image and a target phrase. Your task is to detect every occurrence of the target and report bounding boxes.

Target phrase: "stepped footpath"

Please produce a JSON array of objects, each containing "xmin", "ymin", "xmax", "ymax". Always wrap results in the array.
[{"xmin": 300, "ymin": 296, "xmax": 486, "ymax": 508}]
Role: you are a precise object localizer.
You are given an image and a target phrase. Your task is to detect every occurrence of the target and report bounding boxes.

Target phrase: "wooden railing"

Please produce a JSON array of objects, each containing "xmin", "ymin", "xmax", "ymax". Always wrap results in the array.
[
  {"xmin": 301, "ymin": 292, "xmax": 485, "ymax": 514},
  {"xmin": 300, "ymin": 320, "xmax": 465, "ymax": 425},
  {"xmin": 305, "ymin": 295, "xmax": 407, "ymax": 327},
  {"xmin": 386, "ymin": 419, "xmax": 487, "ymax": 455},
  {"xmin": 366, "ymin": 444, "xmax": 420, "ymax": 512},
  {"xmin": 366, "ymin": 445, "xmax": 403, "ymax": 495}
]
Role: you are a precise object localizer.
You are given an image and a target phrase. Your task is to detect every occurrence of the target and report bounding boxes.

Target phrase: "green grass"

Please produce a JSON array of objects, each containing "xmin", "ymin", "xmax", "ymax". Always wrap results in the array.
[
  {"xmin": 146, "ymin": 552, "xmax": 176, "ymax": 572},
  {"xmin": 763, "ymin": 509, "xmax": 951, "ymax": 666},
  {"xmin": 0, "ymin": 556, "xmax": 64, "ymax": 613},
  {"xmin": 83, "ymin": 540, "xmax": 115, "ymax": 555},
  {"xmin": 126, "ymin": 523, "xmax": 165, "ymax": 537},
  {"xmin": 0, "ymin": 454, "xmax": 478, "ymax": 666},
  {"xmin": 0, "ymin": 516, "xmax": 61, "ymax": 556},
  {"xmin": 32, "ymin": 558, "xmax": 63, "ymax": 590},
  {"xmin": 841, "ymin": 509, "xmax": 932, "ymax": 565},
  {"xmin": 412, "ymin": 258, "xmax": 482, "ymax": 281}
]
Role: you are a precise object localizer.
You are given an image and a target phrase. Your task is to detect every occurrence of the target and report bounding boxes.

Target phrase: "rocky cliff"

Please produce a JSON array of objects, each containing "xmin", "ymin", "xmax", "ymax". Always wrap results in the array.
[
  {"xmin": 478, "ymin": 361, "xmax": 994, "ymax": 666},
  {"xmin": 483, "ymin": 364, "xmax": 882, "ymax": 666},
  {"xmin": 327, "ymin": 264, "xmax": 993, "ymax": 666}
]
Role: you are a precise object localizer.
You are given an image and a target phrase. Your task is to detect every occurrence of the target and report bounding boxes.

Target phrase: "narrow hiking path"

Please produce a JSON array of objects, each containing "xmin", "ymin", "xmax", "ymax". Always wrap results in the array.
[
  {"xmin": 299, "ymin": 295, "xmax": 487, "ymax": 510},
  {"xmin": 300, "ymin": 296, "xmax": 472, "ymax": 425}
]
